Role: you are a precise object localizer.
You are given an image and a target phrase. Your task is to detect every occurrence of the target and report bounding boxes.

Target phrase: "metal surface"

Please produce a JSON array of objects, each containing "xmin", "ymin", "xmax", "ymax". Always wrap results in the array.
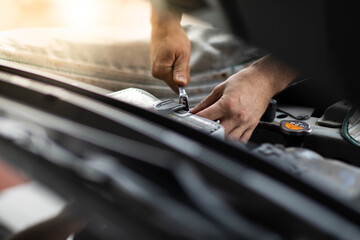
[
  {"xmin": 0, "ymin": 1, "xmax": 359, "ymax": 239},
  {"xmin": 1, "ymin": 61, "xmax": 360, "ymax": 239},
  {"xmin": 178, "ymin": 86, "xmax": 190, "ymax": 112}
]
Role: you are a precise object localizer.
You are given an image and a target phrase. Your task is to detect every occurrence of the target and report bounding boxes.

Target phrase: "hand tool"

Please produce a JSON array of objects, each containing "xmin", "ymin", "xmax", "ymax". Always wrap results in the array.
[{"xmin": 178, "ymin": 86, "xmax": 189, "ymax": 111}]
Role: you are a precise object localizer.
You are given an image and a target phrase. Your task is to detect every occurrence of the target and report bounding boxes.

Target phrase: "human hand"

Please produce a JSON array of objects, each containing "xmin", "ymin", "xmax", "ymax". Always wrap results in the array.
[
  {"xmin": 150, "ymin": 9, "xmax": 191, "ymax": 92},
  {"xmin": 190, "ymin": 68, "xmax": 272, "ymax": 143},
  {"xmin": 190, "ymin": 56, "xmax": 297, "ymax": 143}
]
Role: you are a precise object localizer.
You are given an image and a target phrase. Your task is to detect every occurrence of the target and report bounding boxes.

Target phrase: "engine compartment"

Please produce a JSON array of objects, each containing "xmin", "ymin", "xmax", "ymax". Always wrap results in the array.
[{"xmin": 251, "ymin": 103, "xmax": 360, "ymax": 166}]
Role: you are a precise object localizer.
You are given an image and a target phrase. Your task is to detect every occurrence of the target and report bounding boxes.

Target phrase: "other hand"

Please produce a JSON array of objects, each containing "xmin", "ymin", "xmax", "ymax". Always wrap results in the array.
[
  {"xmin": 151, "ymin": 12, "xmax": 191, "ymax": 92},
  {"xmin": 191, "ymin": 55, "xmax": 297, "ymax": 143}
]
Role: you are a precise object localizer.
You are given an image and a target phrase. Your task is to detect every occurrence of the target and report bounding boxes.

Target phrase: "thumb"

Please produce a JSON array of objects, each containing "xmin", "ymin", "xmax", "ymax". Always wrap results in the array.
[{"xmin": 173, "ymin": 55, "xmax": 190, "ymax": 86}]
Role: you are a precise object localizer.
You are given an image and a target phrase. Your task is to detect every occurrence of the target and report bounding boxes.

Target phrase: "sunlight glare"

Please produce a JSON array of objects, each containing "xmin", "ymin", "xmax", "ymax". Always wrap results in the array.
[{"xmin": 65, "ymin": 0, "xmax": 99, "ymax": 27}]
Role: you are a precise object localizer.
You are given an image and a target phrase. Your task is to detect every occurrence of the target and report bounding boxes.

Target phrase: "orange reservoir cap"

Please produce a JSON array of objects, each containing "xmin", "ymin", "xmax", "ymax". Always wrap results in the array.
[{"xmin": 280, "ymin": 120, "xmax": 312, "ymax": 136}]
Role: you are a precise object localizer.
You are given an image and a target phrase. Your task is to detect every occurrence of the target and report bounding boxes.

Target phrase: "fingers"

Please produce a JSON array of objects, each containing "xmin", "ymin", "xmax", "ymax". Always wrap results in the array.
[
  {"xmin": 198, "ymin": 105, "xmax": 255, "ymax": 144},
  {"xmin": 150, "ymin": 25, "xmax": 191, "ymax": 93},
  {"xmin": 167, "ymin": 78, "xmax": 181, "ymax": 93},
  {"xmin": 240, "ymin": 129, "xmax": 254, "ymax": 143},
  {"xmin": 195, "ymin": 103, "xmax": 225, "ymax": 122},
  {"xmin": 190, "ymin": 85, "xmax": 224, "ymax": 114},
  {"xmin": 151, "ymin": 54, "xmax": 190, "ymax": 93},
  {"xmin": 228, "ymin": 127, "xmax": 254, "ymax": 143},
  {"xmin": 219, "ymin": 118, "xmax": 241, "ymax": 136},
  {"xmin": 151, "ymin": 62, "xmax": 179, "ymax": 92},
  {"xmin": 173, "ymin": 54, "xmax": 191, "ymax": 86}
]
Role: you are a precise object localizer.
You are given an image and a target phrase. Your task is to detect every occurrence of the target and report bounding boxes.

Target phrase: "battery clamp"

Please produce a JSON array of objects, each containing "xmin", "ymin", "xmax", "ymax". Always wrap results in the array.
[{"xmin": 108, "ymin": 88, "xmax": 225, "ymax": 138}]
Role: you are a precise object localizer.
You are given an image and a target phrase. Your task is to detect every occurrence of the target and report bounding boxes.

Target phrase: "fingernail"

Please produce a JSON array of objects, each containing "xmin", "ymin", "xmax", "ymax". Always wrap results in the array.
[{"xmin": 176, "ymin": 75, "xmax": 186, "ymax": 85}]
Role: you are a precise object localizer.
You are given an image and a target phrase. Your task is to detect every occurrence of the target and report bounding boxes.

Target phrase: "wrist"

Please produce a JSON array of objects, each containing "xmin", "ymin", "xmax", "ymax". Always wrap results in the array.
[
  {"xmin": 248, "ymin": 55, "xmax": 299, "ymax": 97},
  {"xmin": 151, "ymin": 7, "xmax": 182, "ymax": 29}
]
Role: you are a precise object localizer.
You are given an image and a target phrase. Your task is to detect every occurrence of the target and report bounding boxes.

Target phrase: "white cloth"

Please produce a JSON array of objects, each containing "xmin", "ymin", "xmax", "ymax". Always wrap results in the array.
[{"xmin": 0, "ymin": 25, "xmax": 263, "ymax": 106}]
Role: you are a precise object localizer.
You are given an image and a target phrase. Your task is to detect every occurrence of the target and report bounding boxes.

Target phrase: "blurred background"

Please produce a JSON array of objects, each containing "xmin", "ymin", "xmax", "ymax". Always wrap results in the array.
[
  {"xmin": 0, "ymin": 0, "xmax": 208, "ymax": 31},
  {"xmin": 0, "ymin": 0, "xmax": 211, "ymax": 237},
  {"xmin": 0, "ymin": 0, "xmax": 152, "ymax": 30}
]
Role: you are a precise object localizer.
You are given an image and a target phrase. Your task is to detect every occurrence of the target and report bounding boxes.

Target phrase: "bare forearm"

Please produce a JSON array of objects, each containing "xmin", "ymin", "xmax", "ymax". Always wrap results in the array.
[
  {"xmin": 247, "ymin": 55, "xmax": 299, "ymax": 98},
  {"xmin": 150, "ymin": 2, "xmax": 190, "ymax": 89},
  {"xmin": 150, "ymin": 4, "xmax": 182, "ymax": 30}
]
